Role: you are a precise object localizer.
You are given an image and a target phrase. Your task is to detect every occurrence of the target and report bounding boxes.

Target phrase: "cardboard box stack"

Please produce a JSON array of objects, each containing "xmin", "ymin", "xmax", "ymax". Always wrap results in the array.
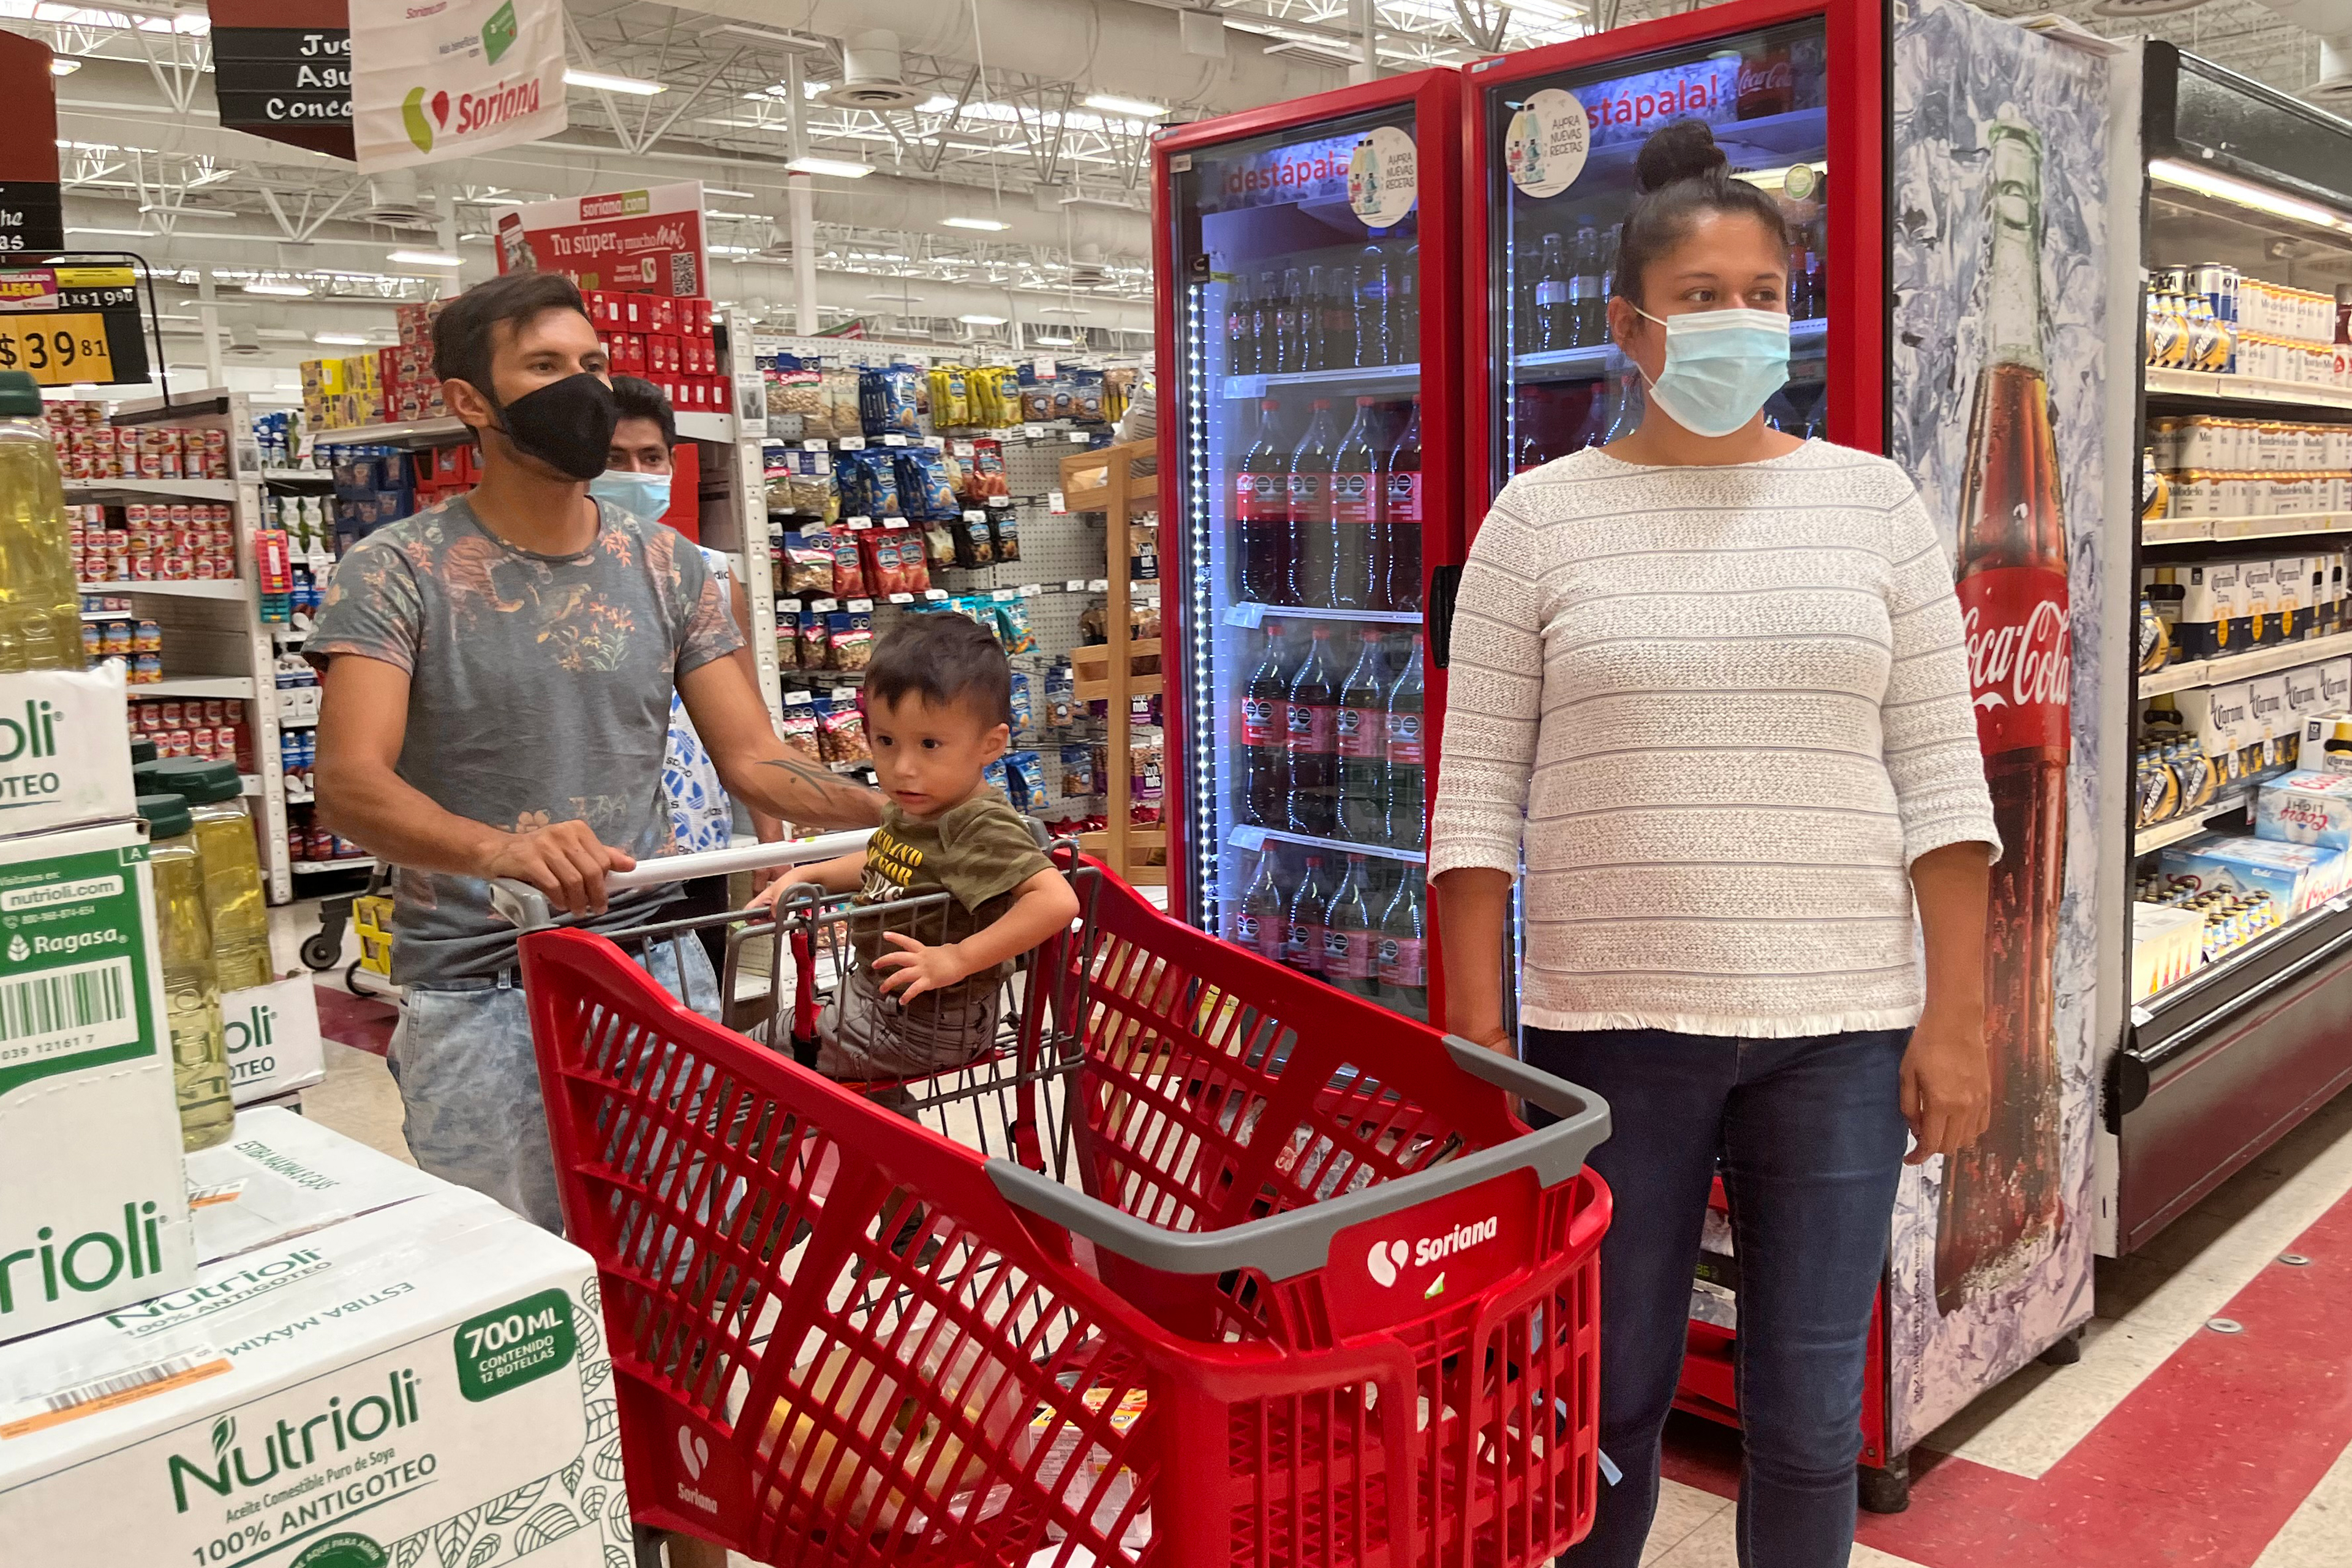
[
  {"xmin": 0, "ymin": 1110, "xmax": 635, "ymax": 1566},
  {"xmin": 587, "ymin": 290, "xmax": 726, "ymax": 414}
]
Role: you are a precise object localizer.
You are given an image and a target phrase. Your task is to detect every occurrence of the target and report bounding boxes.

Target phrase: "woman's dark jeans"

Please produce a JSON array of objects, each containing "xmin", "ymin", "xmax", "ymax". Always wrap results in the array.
[{"xmin": 1524, "ymin": 1026, "xmax": 1912, "ymax": 1568}]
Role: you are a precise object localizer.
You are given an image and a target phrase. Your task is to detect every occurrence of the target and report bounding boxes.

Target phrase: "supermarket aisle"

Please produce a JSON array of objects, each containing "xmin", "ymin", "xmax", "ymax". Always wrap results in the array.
[{"xmin": 276, "ymin": 891, "xmax": 2352, "ymax": 1567}]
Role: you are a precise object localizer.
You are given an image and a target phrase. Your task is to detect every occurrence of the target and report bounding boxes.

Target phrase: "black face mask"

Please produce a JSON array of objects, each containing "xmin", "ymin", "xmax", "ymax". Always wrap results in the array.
[{"xmin": 489, "ymin": 372, "xmax": 616, "ymax": 481}]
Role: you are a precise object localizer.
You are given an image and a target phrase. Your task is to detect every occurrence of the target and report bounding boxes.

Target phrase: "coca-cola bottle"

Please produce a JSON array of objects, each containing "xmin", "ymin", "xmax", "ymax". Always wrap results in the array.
[
  {"xmin": 1937, "ymin": 114, "xmax": 2070, "ymax": 1317},
  {"xmin": 1234, "ymin": 850, "xmax": 1286, "ymax": 964},
  {"xmin": 1532, "ymin": 232, "xmax": 1570, "ymax": 353},
  {"xmin": 1602, "ymin": 357, "xmax": 1645, "ymax": 445},
  {"xmin": 1569, "ymin": 222, "xmax": 1607, "ymax": 347},
  {"xmin": 1322, "ymin": 263, "xmax": 1358, "ymax": 371},
  {"xmin": 1251, "ymin": 270, "xmax": 1279, "ymax": 371},
  {"xmin": 1398, "ymin": 243, "xmax": 1420, "ymax": 362},
  {"xmin": 1227, "ymin": 273, "xmax": 1257, "ymax": 375},
  {"xmin": 1329, "ymin": 398, "xmax": 1381, "ymax": 610},
  {"xmin": 1286, "ymin": 399, "xmax": 1339, "ymax": 610},
  {"xmin": 1336, "ymin": 628, "xmax": 1389, "ymax": 843},
  {"xmin": 1240, "ymin": 622, "xmax": 1293, "ymax": 827},
  {"xmin": 1736, "ymin": 42, "xmax": 1794, "ymax": 118},
  {"xmin": 1357, "ymin": 247, "xmax": 1395, "ymax": 368},
  {"xmin": 1281, "ymin": 854, "xmax": 1333, "ymax": 974},
  {"xmin": 1276, "ymin": 265, "xmax": 1308, "ymax": 373},
  {"xmin": 1321, "ymin": 856, "xmax": 1382, "ymax": 1000},
  {"xmin": 1384, "ymin": 632, "xmax": 1427, "ymax": 851},
  {"xmin": 1381, "ymin": 402, "xmax": 1422, "ymax": 612},
  {"xmin": 1301, "ymin": 265, "xmax": 1330, "ymax": 371},
  {"xmin": 1377, "ymin": 872, "xmax": 1429, "ymax": 1021},
  {"xmin": 1284, "ymin": 623, "xmax": 1341, "ymax": 837},
  {"xmin": 1786, "ymin": 236, "xmax": 1814, "ymax": 321},
  {"xmin": 1235, "ymin": 399, "xmax": 1290, "ymax": 603}
]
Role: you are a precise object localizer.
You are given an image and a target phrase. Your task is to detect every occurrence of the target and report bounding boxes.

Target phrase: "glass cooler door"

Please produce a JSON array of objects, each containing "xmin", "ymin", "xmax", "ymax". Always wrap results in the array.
[
  {"xmin": 1481, "ymin": 21, "xmax": 1834, "ymax": 492},
  {"xmin": 1161, "ymin": 100, "xmax": 1440, "ymax": 1023}
]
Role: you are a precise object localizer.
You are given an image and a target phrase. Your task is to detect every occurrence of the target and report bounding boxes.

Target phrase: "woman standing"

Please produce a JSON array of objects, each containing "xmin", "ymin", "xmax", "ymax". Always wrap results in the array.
[{"xmin": 1431, "ymin": 120, "xmax": 1997, "ymax": 1568}]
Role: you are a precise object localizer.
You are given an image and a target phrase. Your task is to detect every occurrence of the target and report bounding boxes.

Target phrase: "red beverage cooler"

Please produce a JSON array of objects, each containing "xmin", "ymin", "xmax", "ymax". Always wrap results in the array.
[{"xmin": 1152, "ymin": 70, "xmax": 1466, "ymax": 1025}]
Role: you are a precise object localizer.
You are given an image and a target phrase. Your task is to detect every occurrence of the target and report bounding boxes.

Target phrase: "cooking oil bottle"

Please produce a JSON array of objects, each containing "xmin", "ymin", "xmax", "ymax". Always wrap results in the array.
[
  {"xmin": 0, "ymin": 369, "xmax": 80, "ymax": 672},
  {"xmin": 139, "ymin": 791, "xmax": 235, "ymax": 1150},
  {"xmin": 139, "ymin": 757, "xmax": 273, "ymax": 992}
]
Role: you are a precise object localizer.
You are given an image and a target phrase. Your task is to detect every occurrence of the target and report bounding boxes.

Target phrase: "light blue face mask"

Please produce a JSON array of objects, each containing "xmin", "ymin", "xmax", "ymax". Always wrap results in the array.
[
  {"xmin": 588, "ymin": 469, "xmax": 673, "ymax": 525},
  {"xmin": 1634, "ymin": 306, "xmax": 1791, "ymax": 439}
]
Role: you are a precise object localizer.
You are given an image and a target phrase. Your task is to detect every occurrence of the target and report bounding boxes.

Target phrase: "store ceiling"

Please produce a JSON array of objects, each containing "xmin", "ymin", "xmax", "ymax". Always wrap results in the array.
[{"xmin": 0, "ymin": 0, "xmax": 2342, "ymax": 383}]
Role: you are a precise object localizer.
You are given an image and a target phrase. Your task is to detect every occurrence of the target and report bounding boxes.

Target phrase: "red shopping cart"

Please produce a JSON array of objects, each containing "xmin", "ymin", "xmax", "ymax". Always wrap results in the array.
[{"xmin": 515, "ymin": 844, "xmax": 1611, "ymax": 1567}]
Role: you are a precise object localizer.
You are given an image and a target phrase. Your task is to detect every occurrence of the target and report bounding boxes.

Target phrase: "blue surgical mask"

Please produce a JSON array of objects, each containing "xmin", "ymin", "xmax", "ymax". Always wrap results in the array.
[
  {"xmin": 589, "ymin": 469, "xmax": 672, "ymax": 525},
  {"xmin": 1635, "ymin": 306, "xmax": 1791, "ymax": 438}
]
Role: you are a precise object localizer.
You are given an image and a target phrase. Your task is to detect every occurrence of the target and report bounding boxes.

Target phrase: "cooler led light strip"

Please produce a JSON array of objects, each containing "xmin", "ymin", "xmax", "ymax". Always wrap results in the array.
[
  {"xmin": 2149, "ymin": 157, "xmax": 2352, "ymax": 238},
  {"xmin": 1188, "ymin": 284, "xmax": 1219, "ymax": 921}
]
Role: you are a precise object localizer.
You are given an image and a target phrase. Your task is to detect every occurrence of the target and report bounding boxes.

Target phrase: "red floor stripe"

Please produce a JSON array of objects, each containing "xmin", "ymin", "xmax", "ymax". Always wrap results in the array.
[
  {"xmin": 1654, "ymin": 1189, "xmax": 2352, "ymax": 1567},
  {"xmin": 312, "ymin": 983, "xmax": 398, "ymax": 1057}
]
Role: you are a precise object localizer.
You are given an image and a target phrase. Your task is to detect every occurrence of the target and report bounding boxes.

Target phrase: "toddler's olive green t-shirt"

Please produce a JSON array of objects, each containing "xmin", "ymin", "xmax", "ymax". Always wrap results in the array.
[{"xmin": 850, "ymin": 790, "xmax": 1054, "ymax": 1006}]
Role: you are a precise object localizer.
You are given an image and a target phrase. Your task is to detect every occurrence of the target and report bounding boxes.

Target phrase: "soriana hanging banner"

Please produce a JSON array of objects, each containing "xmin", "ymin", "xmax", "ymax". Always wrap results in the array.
[
  {"xmin": 349, "ymin": 0, "xmax": 567, "ymax": 173},
  {"xmin": 492, "ymin": 182, "xmax": 708, "ymax": 298}
]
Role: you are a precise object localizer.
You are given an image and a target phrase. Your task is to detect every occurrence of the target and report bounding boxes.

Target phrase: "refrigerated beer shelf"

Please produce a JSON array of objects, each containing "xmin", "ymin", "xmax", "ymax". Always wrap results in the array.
[
  {"xmin": 1229, "ymin": 824, "xmax": 1427, "ymax": 867},
  {"xmin": 2135, "ymin": 788, "xmax": 2252, "ymax": 853},
  {"xmin": 1223, "ymin": 602, "xmax": 1425, "ymax": 627},
  {"xmin": 1221, "ymin": 361, "xmax": 1421, "ymax": 400},
  {"xmin": 2141, "ymin": 511, "xmax": 2352, "ymax": 545},
  {"xmin": 1512, "ymin": 315, "xmax": 1829, "ymax": 380},
  {"xmin": 2138, "ymin": 628, "xmax": 2352, "ymax": 696},
  {"xmin": 2144, "ymin": 368, "xmax": 2352, "ymax": 414}
]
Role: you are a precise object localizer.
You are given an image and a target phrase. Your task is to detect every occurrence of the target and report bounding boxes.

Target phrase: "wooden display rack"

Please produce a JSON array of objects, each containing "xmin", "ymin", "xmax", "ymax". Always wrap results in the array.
[{"xmin": 1058, "ymin": 440, "xmax": 1164, "ymax": 886}]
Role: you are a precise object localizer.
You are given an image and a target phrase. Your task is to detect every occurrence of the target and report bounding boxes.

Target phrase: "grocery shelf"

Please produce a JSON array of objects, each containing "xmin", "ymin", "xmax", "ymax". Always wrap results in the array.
[
  {"xmin": 77, "ymin": 578, "xmax": 247, "ymax": 600},
  {"xmin": 291, "ymin": 856, "xmax": 375, "ymax": 875},
  {"xmin": 2138, "ymin": 628, "xmax": 2352, "ymax": 696},
  {"xmin": 261, "ymin": 467, "xmax": 334, "ymax": 483},
  {"xmin": 2134, "ymin": 788, "xmax": 2252, "ymax": 854},
  {"xmin": 315, "ymin": 415, "xmax": 466, "ymax": 448},
  {"xmin": 2141, "ymin": 511, "xmax": 2352, "ymax": 545},
  {"xmin": 1229, "ymin": 824, "xmax": 1426, "ymax": 867},
  {"xmin": 1513, "ymin": 315, "xmax": 1828, "ymax": 380},
  {"xmin": 2144, "ymin": 367, "xmax": 2352, "ymax": 414},
  {"xmin": 1221, "ymin": 360, "xmax": 1421, "ymax": 399},
  {"xmin": 142, "ymin": 675, "xmax": 257, "ymax": 699},
  {"xmin": 64, "ymin": 477, "xmax": 236, "ymax": 501},
  {"xmin": 674, "ymin": 411, "xmax": 734, "ymax": 443},
  {"xmin": 1223, "ymin": 601, "xmax": 1424, "ymax": 627}
]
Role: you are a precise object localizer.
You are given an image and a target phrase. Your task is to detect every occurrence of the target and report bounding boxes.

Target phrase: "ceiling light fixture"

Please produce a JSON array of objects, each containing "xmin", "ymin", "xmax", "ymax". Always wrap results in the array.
[
  {"xmin": 2148, "ymin": 157, "xmax": 2352, "ymax": 235},
  {"xmin": 704, "ymin": 186, "xmax": 756, "ymax": 200},
  {"xmin": 50, "ymin": 58, "xmax": 80, "ymax": 75},
  {"xmin": 704, "ymin": 209, "xmax": 761, "ymax": 220},
  {"xmin": 957, "ymin": 314, "xmax": 1008, "ymax": 326},
  {"xmin": 786, "ymin": 156, "xmax": 873, "ymax": 179},
  {"xmin": 244, "ymin": 281, "xmax": 313, "ymax": 297},
  {"xmin": 1081, "ymin": 93, "xmax": 1167, "ymax": 118},
  {"xmin": 314, "ymin": 332, "xmax": 371, "ymax": 345},
  {"xmin": 388, "ymin": 248, "xmax": 463, "ymax": 267},
  {"xmin": 1033, "ymin": 334, "xmax": 1078, "ymax": 346},
  {"xmin": 943, "ymin": 216, "xmax": 1010, "ymax": 231},
  {"xmin": 65, "ymin": 225, "xmax": 153, "ymax": 237},
  {"xmin": 710, "ymin": 23, "xmax": 831, "ymax": 51},
  {"xmin": 564, "ymin": 68, "xmax": 666, "ymax": 96},
  {"xmin": 707, "ymin": 244, "xmax": 759, "ymax": 255},
  {"xmin": 1036, "ymin": 306, "xmax": 1094, "ymax": 316}
]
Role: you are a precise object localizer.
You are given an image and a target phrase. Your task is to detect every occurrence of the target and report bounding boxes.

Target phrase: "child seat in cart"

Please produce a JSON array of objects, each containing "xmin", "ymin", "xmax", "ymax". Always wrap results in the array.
[{"xmin": 516, "ymin": 845, "xmax": 1613, "ymax": 1567}]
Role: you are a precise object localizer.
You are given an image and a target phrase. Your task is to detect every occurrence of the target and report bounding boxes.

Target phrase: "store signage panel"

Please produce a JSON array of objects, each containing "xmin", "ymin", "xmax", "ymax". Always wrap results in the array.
[
  {"xmin": 349, "ymin": 0, "xmax": 567, "ymax": 173},
  {"xmin": 1199, "ymin": 133, "xmax": 1359, "ymax": 214},
  {"xmin": 1575, "ymin": 56, "xmax": 1741, "ymax": 149},
  {"xmin": 0, "ymin": 31, "xmax": 64, "ymax": 255},
  {"xmin": 0, "ymin": 265, "xmax": 146, "ymax": 385},
  {"xmin": 494, "ymin": 180, "xmax": 709, "ymax": 297},
  {"xmin": 207, "ymin": 1, "xmax": 355, "ymax": 160}
]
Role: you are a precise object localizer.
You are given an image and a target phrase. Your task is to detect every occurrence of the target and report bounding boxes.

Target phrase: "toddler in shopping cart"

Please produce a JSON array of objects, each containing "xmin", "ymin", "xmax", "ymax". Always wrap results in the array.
[{"xmin": 750, "ymin": 611, "xmax": 1081, "ymax": 1079}]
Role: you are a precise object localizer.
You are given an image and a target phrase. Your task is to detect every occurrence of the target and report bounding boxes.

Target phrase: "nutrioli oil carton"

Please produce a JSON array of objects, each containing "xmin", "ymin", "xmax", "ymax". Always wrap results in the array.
[
  {"xmin": 0, "ymin": 666, "xmax": 135, "ymax": 842},
  {"xmin": 0, "ymin": 1188, "xmax": 631, "ymax": 1567},
  {"xmin": 220, "ymin": 978, "xmax": 327, "ymax": 1107},
  {"xmin": 183, "ymin": 1109, "xmax": 442, "ymax": 1264},
  {"xmin": 0, "ymin": 818, "xmax": 195, "ymax": 1346}
]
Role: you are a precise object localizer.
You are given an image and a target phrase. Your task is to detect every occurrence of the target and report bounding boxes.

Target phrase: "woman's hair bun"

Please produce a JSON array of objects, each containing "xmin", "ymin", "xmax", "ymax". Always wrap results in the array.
[{"xmin": 1634, "ymin": 119, "xmax": 1728, "ymax": 194}]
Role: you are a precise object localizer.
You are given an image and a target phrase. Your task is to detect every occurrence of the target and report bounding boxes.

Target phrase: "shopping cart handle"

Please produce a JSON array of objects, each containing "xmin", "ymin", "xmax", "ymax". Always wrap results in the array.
[
  {"xmin": 489, "ymin": 829, "xmax": 875, "ymax": 932},
  {"xmin": 987, "ymin": 1042, "xmax": 1610, "ymax": 1284}
]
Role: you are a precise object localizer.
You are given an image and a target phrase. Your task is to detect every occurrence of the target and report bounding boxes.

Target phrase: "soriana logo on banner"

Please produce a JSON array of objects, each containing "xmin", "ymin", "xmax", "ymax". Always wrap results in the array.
[
  {"xmin": 349, "ymin": 0, "xmax": 568, "ymax": 173},
  {"xmin": 493, "ymin": 181, "xmax": 708, "ymax": 298}
]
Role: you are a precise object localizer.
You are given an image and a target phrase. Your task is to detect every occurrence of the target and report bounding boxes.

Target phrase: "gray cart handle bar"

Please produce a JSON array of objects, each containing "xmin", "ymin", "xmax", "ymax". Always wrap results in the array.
[
  {"xmin": 491, "ymin": 830, "xmax": 875, "ymax": 933},
  {"xmin": 987, "ymin": 1039, "xmax": 1611, "ymax": 1284}
]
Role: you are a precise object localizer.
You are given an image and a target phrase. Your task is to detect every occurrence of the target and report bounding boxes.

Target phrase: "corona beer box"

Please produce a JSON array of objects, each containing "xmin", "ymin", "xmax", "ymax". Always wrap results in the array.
[
  {"xmin": 0, "ymin": 1187, "xmax": 633, "ymax": 1566},
  {"xmin": 184, "ymin": 1109, "xmax": 442, "ymax": 1264},
  {"xmin": 1, "ymin": 665, "xmax": 136, "ymax": 842},
  {"xmin": 0, "ymin": 815, "xmax": 196, "ymax": 1346},
  {"xmin": 219, "ymin": 978, "xmax": 328, "ymax": 1106},
  {"xmin": 2255, "ymin": 769, "xmax": 2352, "ymax": 853}
]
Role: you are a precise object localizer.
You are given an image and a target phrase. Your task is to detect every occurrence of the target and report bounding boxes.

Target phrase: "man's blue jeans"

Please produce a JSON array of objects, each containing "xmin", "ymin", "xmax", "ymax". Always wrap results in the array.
[{"xmin": 1524, "ymin": 1026, "xmax": 1912, "ymax": 1568}]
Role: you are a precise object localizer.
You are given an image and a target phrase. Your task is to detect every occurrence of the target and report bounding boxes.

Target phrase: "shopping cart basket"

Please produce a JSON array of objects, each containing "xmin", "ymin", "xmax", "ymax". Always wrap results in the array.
[{"xmin": 514, "ymin": 844, "xmax": 1612, "ymax": 1567}]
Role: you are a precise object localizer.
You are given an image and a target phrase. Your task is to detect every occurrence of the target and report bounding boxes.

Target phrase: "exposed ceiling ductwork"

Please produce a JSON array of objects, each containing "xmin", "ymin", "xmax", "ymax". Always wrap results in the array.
[{"xmin": 2245, "ymin": 0, "xmax": 2352, "ymax": 97}]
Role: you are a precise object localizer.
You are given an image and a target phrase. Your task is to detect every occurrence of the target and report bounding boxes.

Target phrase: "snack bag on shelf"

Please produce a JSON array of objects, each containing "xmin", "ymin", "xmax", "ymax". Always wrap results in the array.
[
  {"xmin": 777, "ymin": 693, "xmax": 822, "ymax": 761},
  {"xmin": 829, "ymin": 606, "xmax": 873, "ymax": 669},
  {"xmin": 827, "ymin": 532, "xmax": 868, "ymax": 599},
  {"xmin": 956, "ymin": 513, "xmax": 997, "ymax": 568},
  {"xmin": 988, "ymin": 508, "xmax": 1022, "ymax": 562},
  {"xmin": 997, "ymin": 599, "xmax": 1037, "ymax": 655}
]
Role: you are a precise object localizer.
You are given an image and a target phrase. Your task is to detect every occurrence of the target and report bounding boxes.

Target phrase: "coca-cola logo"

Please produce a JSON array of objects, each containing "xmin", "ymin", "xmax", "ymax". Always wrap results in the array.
[
  {"xmin": 1736, "ymin": 59, "xmax": 1793, "ymax": 96},
  {"xmin": 1965, "ymin": 594, "xmax": 2070, "ymax": 717}
]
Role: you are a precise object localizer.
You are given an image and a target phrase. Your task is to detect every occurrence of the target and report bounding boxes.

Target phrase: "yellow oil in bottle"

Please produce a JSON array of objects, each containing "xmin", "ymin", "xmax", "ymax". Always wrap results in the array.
[
  {"xmin": 0, "ymin": 371, "xmax": 81, "ymax": 673},
  {"xmin": 142, "ymin": 758, "xmax": 274, "ymax": 992},
  {"xmin": 140, "ymin": 794, "xmax": 234, "ymax": 1150}
]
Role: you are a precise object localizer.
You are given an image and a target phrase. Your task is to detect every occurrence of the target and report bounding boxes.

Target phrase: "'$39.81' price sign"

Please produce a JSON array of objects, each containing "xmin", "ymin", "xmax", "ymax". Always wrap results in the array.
[{"xmin": 0, "ymin": 313, "xmax": 114, "ymax": 385}]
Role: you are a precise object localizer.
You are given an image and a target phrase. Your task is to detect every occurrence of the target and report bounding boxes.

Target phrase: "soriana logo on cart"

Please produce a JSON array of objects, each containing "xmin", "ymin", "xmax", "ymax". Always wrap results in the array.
[
  {"xmin": 349, "ymin": 0, "xmax": 568, "ymax": 173},
  {"xmin": 1327, "ymin": 1168, "xmax": 1537, "ymax": 1336}
]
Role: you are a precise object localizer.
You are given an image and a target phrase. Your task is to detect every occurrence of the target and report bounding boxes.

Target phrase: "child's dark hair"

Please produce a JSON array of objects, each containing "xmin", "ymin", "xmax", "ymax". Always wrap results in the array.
[
  {"xmin": 866, "ymin": 612, "xmax": 1012, "ymax": 726},
  {"xmin": 1613, "ymin": 120, "xmax": 1790, "ymax": 306}
]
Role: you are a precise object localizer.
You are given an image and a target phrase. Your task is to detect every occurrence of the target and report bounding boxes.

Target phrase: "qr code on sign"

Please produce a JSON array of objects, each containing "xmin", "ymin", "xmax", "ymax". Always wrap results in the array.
[{"xmin": 671, "ymin": 252, "xmax": 697, "ymax": 295}]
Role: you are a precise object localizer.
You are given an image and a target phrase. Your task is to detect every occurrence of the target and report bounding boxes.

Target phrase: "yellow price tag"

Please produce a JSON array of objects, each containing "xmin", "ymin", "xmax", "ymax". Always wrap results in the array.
[{"xmin": 0, "ymin": 313, "xmax": 115, "ymax": 385}]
